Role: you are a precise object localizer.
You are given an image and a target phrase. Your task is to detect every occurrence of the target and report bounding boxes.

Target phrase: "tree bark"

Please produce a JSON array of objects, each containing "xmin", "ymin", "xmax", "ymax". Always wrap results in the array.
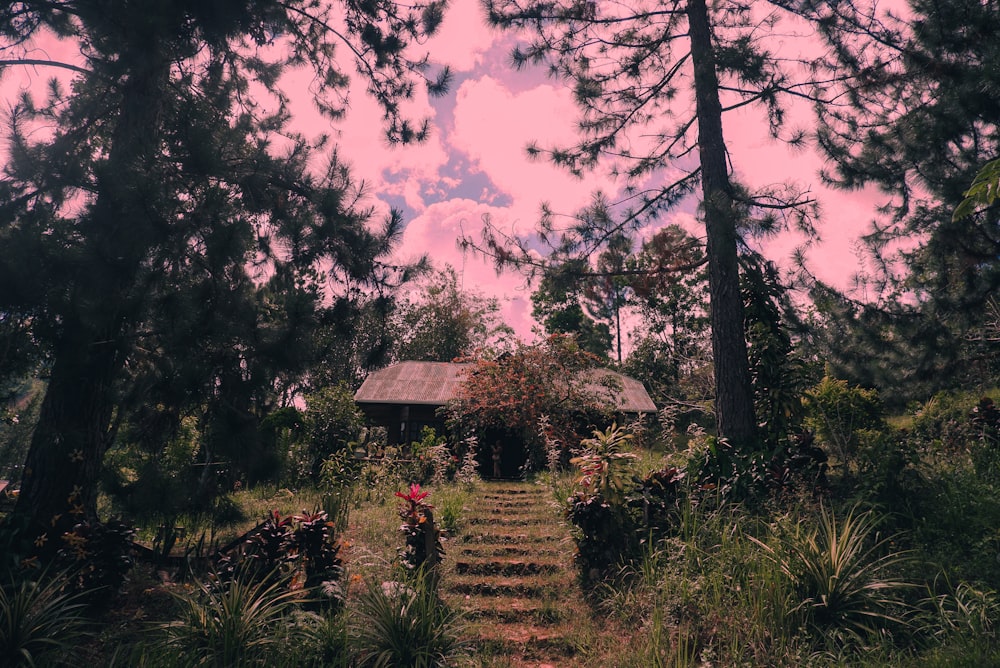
[
  {"xmin": 686, "ymin": 0, "xmax": 757, "ymax": 446},
  {"xmin": 14, "ymin": 42, "xmax": 171, "ymax": 553}
]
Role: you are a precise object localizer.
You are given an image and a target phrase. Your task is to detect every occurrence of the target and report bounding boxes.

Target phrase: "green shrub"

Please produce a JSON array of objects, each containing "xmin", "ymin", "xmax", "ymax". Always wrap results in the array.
[
  {"xmin": 852, "ymin": 428, "xmax": 923, "ymax": 514},
  {"xmin": 683, "ymin": 433, "xmax": 767, "ymax": 501},
  {"xmin": 803, "ymin": 376, "xmax": 886, "ymax": 467},
  {"xmin": 910, "ymin": 390, "xmax": 983, "ymax": 455},
  {"xmin": 0, "ymin": 572, "xmax": 88, "ymax": 667},
  {"xmin": 56, "ymin": 517, "xmax": 136, "ymax": 599},
  {"xmin": 350, "ymin": 577, "xmax": 466, "ymax": 667},
  {"xmin": 303, "ymin": 384, "xmax": 365, "ymax": 478}
]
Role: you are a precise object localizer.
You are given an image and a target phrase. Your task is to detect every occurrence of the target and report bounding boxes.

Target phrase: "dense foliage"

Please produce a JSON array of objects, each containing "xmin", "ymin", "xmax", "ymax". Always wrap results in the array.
[
  {"xmin": 447, "ymin": 334, "xmax": 611, "ymax": 474},
  {"xmin": 0, "ymin": 0, "xmax": 448, "ymax": 557},
  {"xmin": 803, "ymin": 0, "xmax": 1000, "ymax": 403}
]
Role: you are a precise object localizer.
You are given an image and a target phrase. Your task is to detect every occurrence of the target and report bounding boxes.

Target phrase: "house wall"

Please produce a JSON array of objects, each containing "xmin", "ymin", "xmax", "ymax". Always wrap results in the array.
[{"xmin": 357, "ymin": 403, "xmax": 446, "ymax": 446}]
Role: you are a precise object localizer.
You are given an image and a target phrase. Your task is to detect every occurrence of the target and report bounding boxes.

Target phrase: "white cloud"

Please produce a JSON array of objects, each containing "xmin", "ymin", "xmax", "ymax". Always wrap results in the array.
[
  {"xmin": 398, "ymin": 198, "xmax": 539, "ymax": 340},
  {"xmin": 425, "ymin": 0, "xmax": 499, "ymax": 73},
  {"xmin": 450, "ymin": 76, "xmax": 617, "ymax": 218}
]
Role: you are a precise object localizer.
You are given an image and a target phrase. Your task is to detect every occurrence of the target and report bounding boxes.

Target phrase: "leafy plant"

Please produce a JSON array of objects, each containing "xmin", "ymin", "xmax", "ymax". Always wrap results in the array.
[
  {"xmin": 350, "ymin": 577, "xmax": 466, "ymax": 667},
  {"xmin": 753, "ymin": 506, "xmax": 913, "ymax": 644},
  {"xmin": 954, "ymin": 157, "xmax": 1000, "ymax": 221},
  {"xmin": 395, "ymin": 484, "xmax": 444, "ymax": 578},
  {"xmin": 766, "ymin": 430, "xmax": 829, "ymax": 496},
  {"xmin": 158, "ymin": 571, "xmax": 311, "ymax": 667},
  {"xmin": 684, "ymin": 433, "xmax": 767, "ymax": 501},
  {"xmin": 571, "ymin": 423, "xmax": 639, "ymax": 505},
  {"xmin": 567, "ymin": 490, "xmax": 638, "ymax": 582},
  {"xmin": 56, "ymin": 517, "xmax": 136, "ymax": 599},
  {"xmin": 564, "ymin": 424, "xmax": 646, "ymax": 581},
  {"xmin": 215, "ymin": 509, "xmax": 343, "ymax": 608},
  {"xmin": 628, "ymin": 465, "xmax": 686, "ymax": 537},
  {"xmin": 319, "ymin": 449, "xmax": 361, "ymax": 535},
  {"xmin": 454, "ymin": 435, "xmax": 480, "ymax": 486},
  {"xmin": 0, "ymin": 572, "xmax": 88, "ymax": 668}
]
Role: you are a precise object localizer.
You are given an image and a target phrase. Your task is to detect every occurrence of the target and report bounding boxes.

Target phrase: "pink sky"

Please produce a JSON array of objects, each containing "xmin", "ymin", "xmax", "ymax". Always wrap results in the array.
[
  {"xmin": 0, "ymin": 0, "xmax": 904, "ymax": 353},
  {"xmin": 352, "ymin": 0, "xmax": 895, "ymax": 346}
]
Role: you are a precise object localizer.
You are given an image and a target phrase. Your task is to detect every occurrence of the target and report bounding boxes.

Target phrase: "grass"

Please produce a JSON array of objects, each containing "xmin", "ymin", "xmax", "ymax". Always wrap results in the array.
[{"xmin": 6, "ymin": 442, "xmax": 1000, "ymax": 667}]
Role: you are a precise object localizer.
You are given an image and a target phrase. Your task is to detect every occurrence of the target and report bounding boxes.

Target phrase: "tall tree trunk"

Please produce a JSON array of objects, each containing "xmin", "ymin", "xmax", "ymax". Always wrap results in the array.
[
  {"xmin": 687, "ymin": 0, "xmax": 757, "ymax": 446},
  {"xmin": 14, "ymin": 44, "xmax": 170, "ymax": 552},
  {"xmin": 615, "ymin": 299, "xmax": 622, "ymax": 363}
]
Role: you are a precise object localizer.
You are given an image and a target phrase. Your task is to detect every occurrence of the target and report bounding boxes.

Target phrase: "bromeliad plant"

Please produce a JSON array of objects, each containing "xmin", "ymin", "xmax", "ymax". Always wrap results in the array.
[
  {"xmin": 752, "ymin": 505, "xmax": 913, "ymax": 645},
  {"xmin": 396, "ymin": 484, "xmax": 444, "ymax": 578},
  {"xmin": 157, "ymin": 570, "xmax": 312, "ymax": 667}
]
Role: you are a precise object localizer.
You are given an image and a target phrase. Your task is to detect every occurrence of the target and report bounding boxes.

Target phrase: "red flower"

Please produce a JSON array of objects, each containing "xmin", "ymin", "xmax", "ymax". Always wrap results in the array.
[{"xmin": 395, "ymin": 483, "xmax": 430, "ymax": 504}]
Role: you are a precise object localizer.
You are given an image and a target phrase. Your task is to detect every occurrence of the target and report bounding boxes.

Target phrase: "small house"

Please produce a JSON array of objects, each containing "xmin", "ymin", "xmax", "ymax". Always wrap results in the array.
[{"xmin": 353, "ymin": 360, "xmax": 656, "ymax": 447}]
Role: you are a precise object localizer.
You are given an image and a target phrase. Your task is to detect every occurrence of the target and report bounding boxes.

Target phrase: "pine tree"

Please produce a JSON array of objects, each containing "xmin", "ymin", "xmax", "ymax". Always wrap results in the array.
[
  {"xmin": 0, "ymin": 0, "xmax": 448, "ymax": 555},
  {"xmin": 475, "ymin": 0, "xmax": 827, "ymax": 447},
  {"xmin": 805, "ymin": 0, "xmax": 1000, "ymax": 398}
]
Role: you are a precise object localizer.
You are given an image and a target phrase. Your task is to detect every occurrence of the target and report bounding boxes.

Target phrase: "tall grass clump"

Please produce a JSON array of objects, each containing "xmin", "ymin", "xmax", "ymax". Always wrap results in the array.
[
  {"xmin": 156, "ymin": 571, "xmax": 314, "ymax": 667},
  {"xmin": 0, "ymin": 572, "xmax": 88, "ymax": 668},
  {"xmin": 754, "ymin": 505, "xmax": 914, "ymax": 646},
  {"xmin": 350, "ymin": 575, "xmax": 466, "ymax": 667},
  {"xmin": 910, "ymin": 578, "xmax": 1000, "ymax": 665},
  {"xmin": 432, "ymin": 485, "xmax": 469, "ymax": 537}
]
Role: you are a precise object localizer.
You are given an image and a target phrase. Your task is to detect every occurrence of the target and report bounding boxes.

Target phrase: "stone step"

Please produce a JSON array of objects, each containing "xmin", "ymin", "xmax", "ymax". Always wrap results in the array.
[
  {"xmin": 459, "ymin": 533, "xmax": 566, "ymax": 545},
  {"xmin": 481, "ymin": 488, "xmax": 546, "ymax": 497},
  {"xmin": 455, "ymin": 559, "xmax": 562, "ymax": 577},
  {"xmin": 459, "ymin": 546, "xmax": 564, "ymax": 558},
  {"xmin": 468, "ymin": 516, "xmax": 547, "ymax": 527},
  {"xmin": 446, "ymin": 576, "xmax": 557, "ymax": 598},
  {"xmin": 470, "ymin": 633, "xmax": 580, "ymax": 659},
  {"xmin": 477, "ymin": 500, "xmax": 540, "ymax": 508}
]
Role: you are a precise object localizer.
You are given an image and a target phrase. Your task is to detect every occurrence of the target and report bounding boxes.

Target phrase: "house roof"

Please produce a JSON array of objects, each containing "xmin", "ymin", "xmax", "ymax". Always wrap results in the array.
[
  {"xmin": 354, "ymin": 361, "xmax": 473, "ymax": 406},
  {"xmin": 354, "ymin": 361, "xmax": 657, "ymax": 414},
  {"xmin": 577, "ymin": 368, "xmax": 658, "ymax": 414}
]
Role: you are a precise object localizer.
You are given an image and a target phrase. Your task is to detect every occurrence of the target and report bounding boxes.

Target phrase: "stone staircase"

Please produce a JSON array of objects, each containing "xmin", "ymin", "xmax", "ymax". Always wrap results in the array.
[{"xmin": 442, "ymin": 481, "xmax": 594, "ymax": 667}]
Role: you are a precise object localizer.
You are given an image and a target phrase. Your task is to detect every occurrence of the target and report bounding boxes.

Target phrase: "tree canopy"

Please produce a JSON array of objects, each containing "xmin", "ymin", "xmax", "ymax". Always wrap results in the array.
[
  {"xmin": 394, "ymin": 266, "xmax": 514, "ymax": 362},
  {"xmin": 468, "ymin": 0, "xmax": 847, "ymax": 448},
  {"xmin": 803, "ymin": 0, "xmax": 1000, "ymax": 401},
  {"xmin": 0, "ymin": 0, "xmax": 449, "ymax": 554}
]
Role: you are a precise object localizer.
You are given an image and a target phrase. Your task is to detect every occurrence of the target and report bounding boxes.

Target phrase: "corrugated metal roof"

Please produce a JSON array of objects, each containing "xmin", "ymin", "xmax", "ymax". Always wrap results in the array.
[
  {"xmin": 354, "ymin": 361, "xmax": 473, "ymax": 406},
  {"xmin": 578, "ymin": 368, "xmax": 658, "ymax": 414},
  {"xmin": 354, "ymin": 361, "xmax": 656, "ymax": 413}
]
